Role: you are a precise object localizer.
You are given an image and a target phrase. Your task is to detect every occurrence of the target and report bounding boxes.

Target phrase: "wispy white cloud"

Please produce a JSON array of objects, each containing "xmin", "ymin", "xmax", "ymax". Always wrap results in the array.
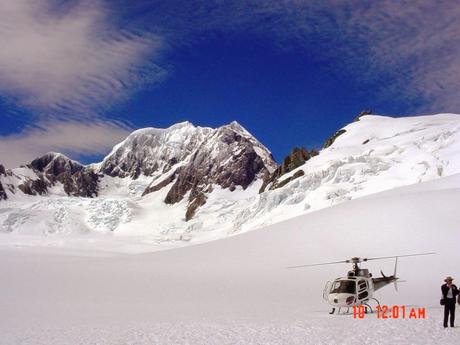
[
  {"xmin": 0, "ymin": 119, "xmax": 131, "ymax": 168},
  {"xmin": 278, "ymin": 0, "xmax": 460, "ymax": 113},
  {"xmin": 0, "ymin": 0, "xmax": 165, "ymax": 166},
  {"xmin": 0, "ymin": 0, "xmax": 165, "ymax": 117},
  {"xmin": 156, "ymin": 0, "xmax": 460, "ymax": 113},
  {"xmin": 345, "ymin": 0, "xmax": 460, "ymax": 112}
]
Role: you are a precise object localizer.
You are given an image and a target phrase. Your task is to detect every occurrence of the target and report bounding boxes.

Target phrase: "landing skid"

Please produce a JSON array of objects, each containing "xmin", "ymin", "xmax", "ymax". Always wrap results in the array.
[
  {"xmin": 364, "ymin": 297, "xmax": 381, "ymax": 313},
  {"xmin": 330, "ymin": 307, "xmax": 352, "ymax": 315},
  {"xmin": 329, "ymin": 298, "xmax": 381, "ymax": 315}
]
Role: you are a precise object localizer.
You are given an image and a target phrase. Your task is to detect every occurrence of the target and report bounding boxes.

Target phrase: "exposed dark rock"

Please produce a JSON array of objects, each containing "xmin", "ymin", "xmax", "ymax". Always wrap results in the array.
[
  {"xmin": 272, "ymin": 170, "xmax": 305, "ymax": 190},
  {"xmin": 27, "ymin": 153, "xmax": 99, "ymax": 197},
  {"xmin": 274, "ymin": 147, "xmax": 316, "ymax": 178},
  {"xmin": 0, "ymin": 183, "xmax": 6, "ymax": 200},
  {"xmin": 18, "ymin": 179, "xmax": 48, "ymax": 196},
  {"xmin": 0, "ymin": 165, "xmax": 13, "ymax": 199},
  {"xmin": 161, "ymin": 124, "xmax": 273, "ymax": 221},
  {"xmin": 323, "ymin": 129, "xmax": 347, "ymax": 149},
  {"xmin": 56, "ymin": 169, "xmax": 100, "ymax": 197},
  {"xmin": 162, "ymin": 157, "xmax": 178, "ymax": 174},
  {"xmin": 260, "ymin": 147, "xmax": 317, "ymax": 193},
  {"xmin": 185, "ymin": 192, "xmax": 207, "ymax": 221},
  {"xmin": 354, "ymin": 109, "xmax": 372, "ymax": 122},
  {"xmin": 323, "ymin": 110, "xmax": 373, "ymax": 149},
  {"xmin": 142, "ymin": 171, "xmax": 178, "ymax": 196},
  {"xmin": 30, "ymin": 152, "xmax": 83, "ymax": 176},
  {"xmin": 0, "ymin": 166, "xmax": 6, "ymax": 200}
]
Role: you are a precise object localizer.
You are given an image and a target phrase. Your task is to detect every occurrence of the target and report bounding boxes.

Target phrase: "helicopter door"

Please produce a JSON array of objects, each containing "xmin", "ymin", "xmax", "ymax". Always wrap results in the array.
[{"xmin": 357, "ymin": 279, "xmax": 369, "ymax": 301}]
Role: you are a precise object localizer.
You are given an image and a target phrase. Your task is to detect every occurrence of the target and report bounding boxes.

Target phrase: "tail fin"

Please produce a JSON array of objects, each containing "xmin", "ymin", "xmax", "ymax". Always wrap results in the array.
[{"xmin": 393, "ymin": 257, "xmax": 398, "ymax": 277}]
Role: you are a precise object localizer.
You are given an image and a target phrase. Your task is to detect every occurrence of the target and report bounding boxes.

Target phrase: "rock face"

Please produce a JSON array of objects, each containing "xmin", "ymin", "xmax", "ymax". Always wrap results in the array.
[
  {"xmin": 28, "ymin": 153, "xmax": 100, "ymax": 197},
  {"xmin": 0, "ymin": 153, "xmax": 100, "ymax": 198},
  {"xmin": 323, "ymin": 129, "xmax": 347, "ymax": 149},
  {"xmin": 0, "ymin": 164, "xmax": 7, "ymax": 200},
  {"xmin": 30, "ymin": 153, "xmax": 84, "ymax": 176},
  {"xmin": 99, "ymin": 122, "xmax": 212, "ymax": 179},
  {"xmin": 260, "ymin": 147, "xmax": 318, "ymax": 192},
  {"xmin": 138, "ymin": 122, "xmax": 277, "ymax": 220},
  {"xmin": 17, "ymin": 178, "xmax": 48, "ymax": 196}
]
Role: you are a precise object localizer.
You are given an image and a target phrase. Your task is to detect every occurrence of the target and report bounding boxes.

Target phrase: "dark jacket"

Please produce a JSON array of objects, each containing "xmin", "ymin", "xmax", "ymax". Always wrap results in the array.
[{"xmin": 442, "ymin": 283, "xmax": 459, "ymax": 300}]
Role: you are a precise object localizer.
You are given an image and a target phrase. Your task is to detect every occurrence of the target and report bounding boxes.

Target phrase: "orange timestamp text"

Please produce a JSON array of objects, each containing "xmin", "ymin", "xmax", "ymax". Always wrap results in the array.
[{"xmin": 353, "ymin": 305, "xmax": 426, "ymax": 319}]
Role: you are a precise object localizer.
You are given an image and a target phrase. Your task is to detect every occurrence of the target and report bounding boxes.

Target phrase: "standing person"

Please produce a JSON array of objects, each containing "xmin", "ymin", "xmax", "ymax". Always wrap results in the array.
[{"xmin": 441, "ymin": 276, "xmax": 459, "ymax": 327}]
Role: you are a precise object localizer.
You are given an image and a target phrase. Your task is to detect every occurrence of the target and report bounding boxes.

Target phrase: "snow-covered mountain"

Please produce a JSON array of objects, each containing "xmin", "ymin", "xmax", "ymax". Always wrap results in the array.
[
  {"xmin": 234, "ymin": 113, "xmax": 460, "ymax": 231},
  {"xmin": 0, "ymin": 114, "xmax": 459, "ymax": 249},
  {"xmin": 0, "ymin": 121, "xmax": 276, "ymax": 225}
]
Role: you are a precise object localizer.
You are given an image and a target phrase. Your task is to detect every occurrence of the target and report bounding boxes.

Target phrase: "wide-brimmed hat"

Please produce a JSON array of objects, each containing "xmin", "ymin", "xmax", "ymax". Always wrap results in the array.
[{"xmin": 445, "ymin": 276, "xmax": 454, "ymax": 282}]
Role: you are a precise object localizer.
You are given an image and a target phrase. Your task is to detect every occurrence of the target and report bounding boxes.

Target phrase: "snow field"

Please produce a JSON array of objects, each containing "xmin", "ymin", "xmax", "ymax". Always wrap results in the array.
[{"xmin": 1, "ymin": 174, "xmax": 460, "ymax": 344}]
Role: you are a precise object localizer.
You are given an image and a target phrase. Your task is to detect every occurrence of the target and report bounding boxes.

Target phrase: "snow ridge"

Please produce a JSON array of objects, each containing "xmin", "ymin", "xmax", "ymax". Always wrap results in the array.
[{"xmin": 1, "ymin": 114, "xmax": 460, "ymax": 250}]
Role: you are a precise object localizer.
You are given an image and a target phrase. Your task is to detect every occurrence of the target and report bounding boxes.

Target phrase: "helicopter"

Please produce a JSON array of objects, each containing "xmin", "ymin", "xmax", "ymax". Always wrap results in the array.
[{"xmin": 288, "ymin": 252, "xmax": 435, "ymax": 314}]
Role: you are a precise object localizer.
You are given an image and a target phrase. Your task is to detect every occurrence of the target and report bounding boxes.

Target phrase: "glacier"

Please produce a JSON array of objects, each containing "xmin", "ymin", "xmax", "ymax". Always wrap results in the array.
[{"xmin": 0, "ymin": 114, "xmax": 460, "ymax": 252}]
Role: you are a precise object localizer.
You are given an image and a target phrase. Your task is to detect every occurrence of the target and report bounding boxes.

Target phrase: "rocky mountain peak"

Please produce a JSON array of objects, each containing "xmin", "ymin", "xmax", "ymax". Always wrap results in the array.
[
  {"xmin": 15, "ymin": 153, "xmax": 98, "ymax": 198},
  {"xmin": 29, "ymin": 152, "xmax": 83, "ymax": 176},
  {"xmin": 223, "ymin": 121, "xmax": 249, "ymax": 135},
  {"xmin": 140, "ymin": 121, "xmax": 276, "ymax": 220},
  {"xmin": 99, "ymin": 122, "xmax": 212, "ymax": 179}
]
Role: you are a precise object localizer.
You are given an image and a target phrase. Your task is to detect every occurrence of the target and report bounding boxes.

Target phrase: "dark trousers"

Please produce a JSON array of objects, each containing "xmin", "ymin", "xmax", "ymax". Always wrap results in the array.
[{"xmin": 444, "ymin": 298, "xmax": 456, "ymax": 327}]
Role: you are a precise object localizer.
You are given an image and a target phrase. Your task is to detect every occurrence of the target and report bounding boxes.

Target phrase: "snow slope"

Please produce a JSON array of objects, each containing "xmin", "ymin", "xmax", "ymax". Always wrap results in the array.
[
  {"xmin": 1, "ymin": 114, "xmax": 460, "ymax": 250},
  {"xmin": 1, "ymin": 173, "xmax": 459, "ymax": 344},
  {"xmin": 235, "ymin": 114, "xmax": 460, "ymax": 230}
]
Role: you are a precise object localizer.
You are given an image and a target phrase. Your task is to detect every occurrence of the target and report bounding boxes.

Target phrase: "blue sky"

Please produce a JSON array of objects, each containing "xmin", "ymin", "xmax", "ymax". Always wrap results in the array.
[{"xmin": 0, "ymin": 0, "xmax": 459, "ymax": 167}]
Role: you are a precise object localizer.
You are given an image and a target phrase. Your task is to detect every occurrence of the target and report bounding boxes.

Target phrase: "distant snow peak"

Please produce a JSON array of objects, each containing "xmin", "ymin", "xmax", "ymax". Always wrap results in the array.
[
  {"xmin": 30, "ymin": 152, "xmax": 83, "ymax": 176},
  {"xmin": 2, "ymin": 114, "xmax": 460, "ymax": 245},
  {"xmin": 0, "ymin": 120, "xmax": 276, "ymax": 221},
  {"xmin": 136, "ymin": 120, "xmax": 276, "ymax": 220}
]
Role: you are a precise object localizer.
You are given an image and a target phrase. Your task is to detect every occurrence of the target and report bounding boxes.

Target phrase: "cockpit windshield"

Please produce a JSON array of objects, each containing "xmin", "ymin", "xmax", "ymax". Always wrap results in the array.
[{"xmin": 330, "ymin": 280, "xmax": 356, "ymax": 294}]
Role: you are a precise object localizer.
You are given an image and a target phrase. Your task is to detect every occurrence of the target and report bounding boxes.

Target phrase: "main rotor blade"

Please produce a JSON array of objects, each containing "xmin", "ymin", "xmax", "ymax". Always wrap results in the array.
[
  {"xmin": 287, "ymin": 260, "xmax": 348, "ymax": 269},
  {"xmin": 363, "ymin": 252, "xmax": 435, "ymax": 262},
  {"xmin": 287, "ymin": 252, "xmax": 435, "ymax": 269}
]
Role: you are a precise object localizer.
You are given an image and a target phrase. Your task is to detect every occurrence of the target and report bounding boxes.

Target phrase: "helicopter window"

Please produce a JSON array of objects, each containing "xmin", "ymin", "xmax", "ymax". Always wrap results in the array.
[
  {"xmin": 358, "ymin": 291, "xmax": 368, "ymax": 300},
  {"xmin": 358, "ymin": 280, "xmax": 367, "ymax": 290},
  {"xmin": 330, "ymin": 280, "xmax": 356, "ymax": 294}
]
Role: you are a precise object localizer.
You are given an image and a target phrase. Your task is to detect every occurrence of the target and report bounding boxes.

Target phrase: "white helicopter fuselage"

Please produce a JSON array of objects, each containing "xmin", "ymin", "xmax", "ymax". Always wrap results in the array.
[{"xmin": 324, "ymin": 274, "xmax": 375, "ymax": 308}]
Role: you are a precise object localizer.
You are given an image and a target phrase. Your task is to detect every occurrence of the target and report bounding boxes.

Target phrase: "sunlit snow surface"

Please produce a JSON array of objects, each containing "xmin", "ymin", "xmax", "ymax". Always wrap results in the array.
[
  {"xmin": 1, "ymin": 114, "xmax": 460, "ymax": 251},
  {"xmin": 1, "ymin": 174, "xmax": 459, "ymax": 344}
]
